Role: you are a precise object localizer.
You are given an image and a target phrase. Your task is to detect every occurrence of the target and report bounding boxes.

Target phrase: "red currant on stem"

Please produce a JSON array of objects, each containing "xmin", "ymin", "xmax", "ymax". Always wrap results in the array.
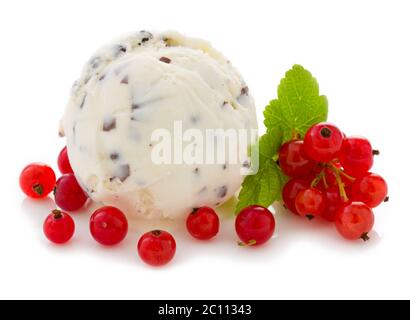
[
  {"xmin": 235, "ymin": 205, "xmax": 275, "ymax": 246},
  {"xmin": 90, "ymin": 206, "xmax": 128, "ymax": 246},
  {"xmin": 351, "ymin": 173, "xmax": 388, "ymax": 208},
  {"xmin": 19, "ymin": 163, "xmax": 56, "ymax": 199},
  {"xmin": 335, "ymin": 202, "xmax": 374, "ymax": 241},
  {"xmin": 278, "ymin": 140, "xmax": 316, "ymax": 178},
  {"xmin": 54, "ymin": 174, "xmax": 87, "ymax": 211},
  {"xmin": 295, "ymin": 188, "xmax": 326, "ymax": 220},
  {"xmin": 186, "ymin": 207, "xmax": 219, "ymax": 240},
  {"xmin": 282, "ymin": 179, "xmax": 310, "ymax": 215},
  {"xmin": 303, "ymin": 122, "xmax": 344, "ymax": 162},
  {"xmin": 138, "ymin": 230, "xmax": 176, "ymax": 267},
  {"xmin": 57, "ymin": 146, "xmax": 74, "ymax": 174},
  {"xmin": 339, "ymin": 136, "xmax": 374, "ymax": 177},
  {"xmin": 43, "ymin": 209, "xmax": 75, "ymax": 244}
]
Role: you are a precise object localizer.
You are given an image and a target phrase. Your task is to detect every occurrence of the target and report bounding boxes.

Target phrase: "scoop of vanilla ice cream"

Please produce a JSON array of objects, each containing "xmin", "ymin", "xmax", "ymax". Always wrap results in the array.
[{"xmin": 61, "ymin": 30, "xmax": 257, "ymax": 219}]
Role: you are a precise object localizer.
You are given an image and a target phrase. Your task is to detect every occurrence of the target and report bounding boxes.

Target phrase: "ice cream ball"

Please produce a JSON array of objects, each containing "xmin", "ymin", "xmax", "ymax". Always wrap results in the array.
[{"xmin": 61, "ymin": 30, "xmax": 258, "ymax": 219}]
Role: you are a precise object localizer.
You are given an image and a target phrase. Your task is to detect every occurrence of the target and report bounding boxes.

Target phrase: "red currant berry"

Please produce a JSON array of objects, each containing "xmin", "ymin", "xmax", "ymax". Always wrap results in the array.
[
  {"xmin": 186, "ymin": 207, "xmax": 219, "ymax": 240},
  {"xmin": 138, "ymin": 230, "xmax": 176, "ymax": 267},
  {"xmin": 339, "ymin": 136, "xmax": 374, "ymax": 176},
  {"xmin": 304, "ymin": 122, "xmax": 344, "ymax": 162},
  {"xmin": 43, "ymin": 209, "xmax": 75, "ymax": 244},
  {"xmin": 19, "ymin": 163, "xmax": 56, "ymax": 199},
  {"xmin": 57, "ymin": 146, "xmax": 74, "ymax": 174},
  {"xmin": 322, "ymin": 187, "xmax": 344, "ymax": 222},
  {"xmin": 282, "ymin": 179, "xmax": 310, "ymax": 215},
  {"xmin": 295, "ymin": 188, "xmax": 326, "ymax": 219},
  {"xmin": 335, "ymin": 202, "xmax": 374, "ymax": 241},
  {"xmin": 351, "ymin": 173, "xmax": 388, "ymax": 208},
  {"xmin": 54, "ymin": 174, "xmax": 87, "ymax": 211},
  {"xmin": 279, "ymin": 140, "xmax": 317, "ymax": 178},
  {"xmin": 235, "ymin": 205, "xmax": 275, "ymax": 246},
  {"xmin": 90, "ymin": 206, "xmax": 128, "ymax": 246}
]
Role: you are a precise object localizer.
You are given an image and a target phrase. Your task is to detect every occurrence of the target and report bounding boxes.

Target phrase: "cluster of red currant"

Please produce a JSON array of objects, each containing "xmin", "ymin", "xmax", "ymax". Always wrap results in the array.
[
  {"xmin": 19, "ymin": 148, "xmax": 276, "ymax": 267},
  {"xmin": 279, "ymin": 122, "xmax": 388, "ymax": 241},
  {"xmin": 19, "ymin": 148, "xmax": 174, "ymax": 266}
]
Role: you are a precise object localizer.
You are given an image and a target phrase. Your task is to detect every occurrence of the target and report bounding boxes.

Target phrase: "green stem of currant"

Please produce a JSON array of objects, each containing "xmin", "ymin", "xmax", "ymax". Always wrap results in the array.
[
  {"xmin": 329, "ymin": 165, "xmax": 349, "ymax": 202},
  {"xmin": 322, "ymin": 173, "xmax": 329, "ymax": 189},
  {"xmin": 291, "ymin": 129, "xmax": 301, "ymax": 140},
  {"xmin": 311, "ymin": 169, "xmax": 325, "ymax": 188},
  {"xmin": 338, "ymin": 168, "xmax": 356, "ymax": 182}
]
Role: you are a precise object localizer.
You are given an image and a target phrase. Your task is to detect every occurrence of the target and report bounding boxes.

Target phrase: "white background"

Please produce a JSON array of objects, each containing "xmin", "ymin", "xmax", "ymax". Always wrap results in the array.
[{"xmin": 0, "ymin": 0, "xmax": 408, "ymax": 300}]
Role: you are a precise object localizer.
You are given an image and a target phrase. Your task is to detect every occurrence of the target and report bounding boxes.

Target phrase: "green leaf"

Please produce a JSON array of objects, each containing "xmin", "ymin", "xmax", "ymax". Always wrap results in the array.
[
  {"xmin": 235, "ymin": 129, "xmax": 287, "ymax": 214},
  {"xmin": 264, "ymin": 65, "xmax": 328, "ymax": 141},
  {"xmin": 236, "ymin": 65, "xmax": 328, "ymax": 213}
]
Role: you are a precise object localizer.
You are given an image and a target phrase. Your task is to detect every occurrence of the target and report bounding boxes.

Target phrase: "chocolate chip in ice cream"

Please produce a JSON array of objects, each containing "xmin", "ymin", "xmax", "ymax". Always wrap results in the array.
[
  {"xmin": 190, "ymin": 115, "xmax": 200, "ymax": 124},
  {"xmin": 131, "ymin": 103, "xmax": 140, "ymax": 110},
  {"xmin": 110, "ymin": 153, "xmax": 120, "ymax": 161},
  {"xmin": 58, "ymin": 127, "xmax": 65, "ymax": 138},
  {"xmin": 198, "ymin": 186, "xmax": 208, "ymax": 195},
  {"xmin": 103, "ymin": 116, "xmax": 116, "ymax": 132},
  {"xmin": 120, "ymin": 76, "xmax": 129, "ymax": 84},
  {"xmin": 89, "ymin": 57, "xmax": 101, "ymax": 69},
  {"xmin": 241, "ymin": 86, "xmax": 249, "ymax": 96},
  {"xmin": 216, "ymin": 186, "xmax": 228, "ymax": 198},
  {"xmin": 79, "ymin": 95, "xmax": 86, "ymax": 109},
  {"xmin": 140, "ymin": 30, "xmax": 153, "ymax": 43},
  {"xmin": 159, "ymin": 57, "xmax": 171, "ymax": 64},
  {"xmin": 99, "ymin": 74, "xmax": 106, "ymax": 81},
  {"xmin": 114, "ymin": 45, "xmax": 127, "ymax": 57}
]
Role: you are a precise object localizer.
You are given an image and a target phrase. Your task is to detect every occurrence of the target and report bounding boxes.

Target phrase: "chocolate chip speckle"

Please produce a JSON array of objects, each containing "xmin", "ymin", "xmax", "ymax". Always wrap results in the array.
[
  {"xmin": 110, "ymin": 153, "xmax": 119, "ymax": 161},
  {"xmin": 90, "ymin": 57, "xmax": 101, "ymax": 69},
  {"xmin": 241, "ymin": 86, "xmax": 249, "ymax": 96},
  {"xmin": 120, "ymin": 76, "xmax": 129, "ymax": 84},
  {"xmin": 216, "ymin": 186, "xmax": 228, "ymax": 198},
  {"xmin": 159, "ymin": 57, "xmax": 171, "ymax": 64},
  {"xmin": 99, "ymin": 74, "xmax": 106, "ymax": 81},
  {"xmin": 194, "ymin": 168, "xmax": 200, "ymax": 174},
  {"xmin": 140, "ymin": 30, "xmax": 153, "ymax": 43},
  {"xmin": 222, "ymin": 164, "xmax": 227, "ymax": 170},
  {"xmin": 131, "ymin": 104, "xmax": 140, "ymax": 110},
  {"xmin": 190, "ymin": 115, "xmax": 200, "ymax": 124},
  {"xmin": 198, "ymin": 186, "xmax": 208, "ymax": 195},
  {"xmin": 242, "ymin": 160, "xmax": 251, "ymax": 168},
  {"xmin": 222, "ymin": 101, "xmax": 229, "ymax": 108},
  {"xmin": 103, "ymin": 117, "xmax": 116, "ymax": 132},
  {"xmin": 79, "ymin": 95, "xmax": 86, "ymax": 109},
  {"xmin": 114, "ymin": 45, "xmax": 127, "ymax": 57}
]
